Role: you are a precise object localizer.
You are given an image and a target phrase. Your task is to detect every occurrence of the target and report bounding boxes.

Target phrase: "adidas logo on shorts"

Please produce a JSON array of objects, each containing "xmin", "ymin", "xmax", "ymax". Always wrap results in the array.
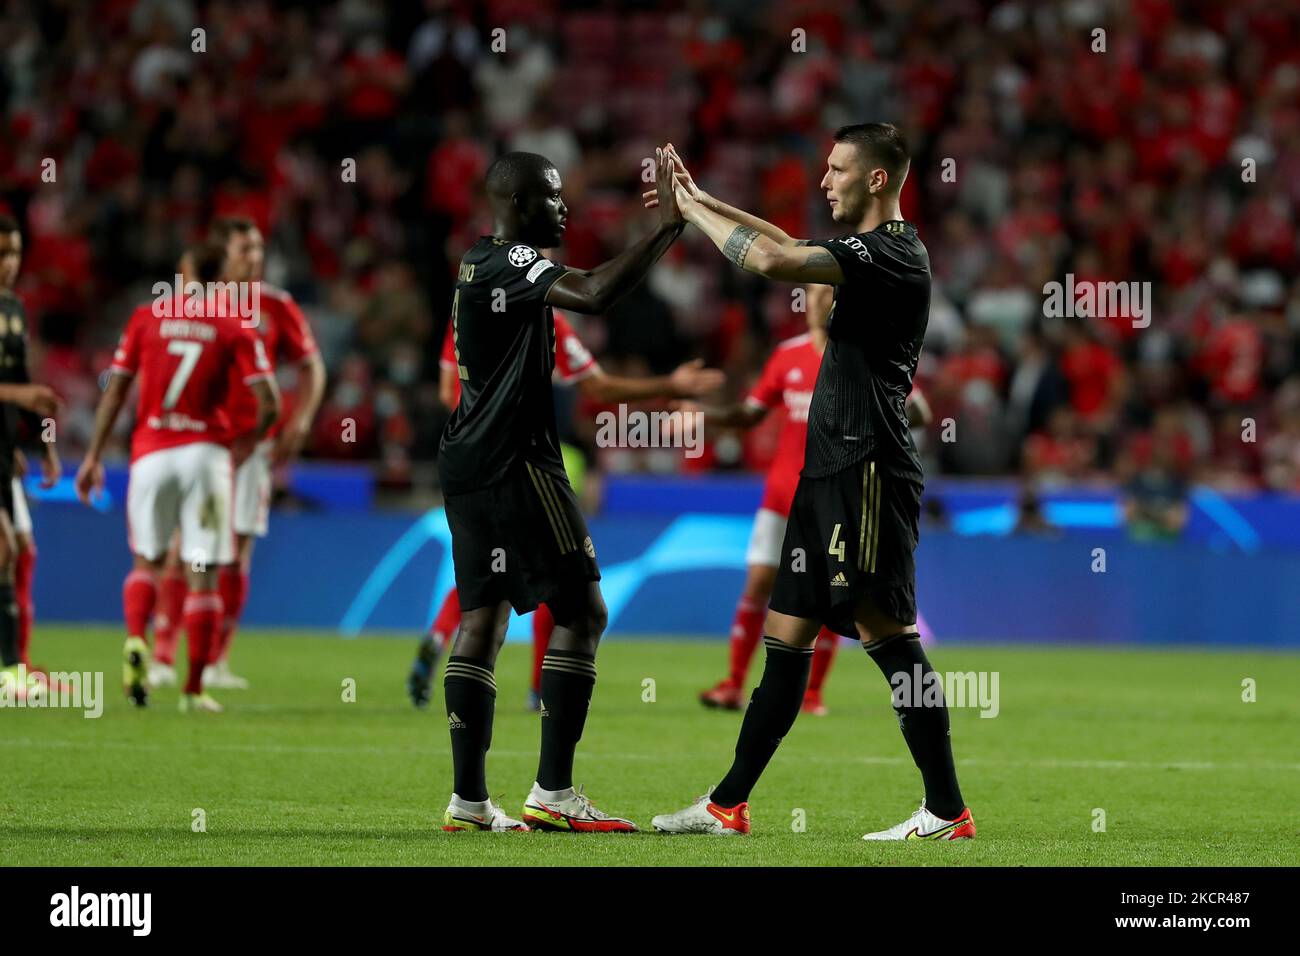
[{"xmin": 831, "ymin": 571, "xmax": 849, "ymax": 587}]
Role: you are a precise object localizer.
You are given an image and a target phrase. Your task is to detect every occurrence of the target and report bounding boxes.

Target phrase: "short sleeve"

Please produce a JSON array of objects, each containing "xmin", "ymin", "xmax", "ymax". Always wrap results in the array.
[
  {"xmin": 275, "ymin": 295, "xmax": 319, "ymax": 364},
  {"xmin": 489, "ymin": 244, "xmax": 568, "ymax": 305},
  {"xmin": 807, "ymin": 232, "xmax": 883, "ymax": 285},
  {"xmin": 745, "ymin": 351, "xmax": 785, "ymax": 410},
  {"xmin": 109, "ymin": 311, "xmax": 143, "ymax": 377},
  {"xmin": 553, "ymin": 311, "xmax": 597, "ymax": 382}
]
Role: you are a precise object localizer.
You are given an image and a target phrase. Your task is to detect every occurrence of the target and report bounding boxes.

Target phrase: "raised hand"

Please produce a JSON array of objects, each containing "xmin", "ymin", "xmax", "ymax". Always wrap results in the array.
[
  {"xmin": 664, "ymin": 143, "xmax": 703, "ymax": 203},
  {"xmin": 654, "ymin": 147, "xmax": 684, "ymax": 227},
  {"xmin": 644, "ymin": 143, "xmax": 701, "ymax": 212}
]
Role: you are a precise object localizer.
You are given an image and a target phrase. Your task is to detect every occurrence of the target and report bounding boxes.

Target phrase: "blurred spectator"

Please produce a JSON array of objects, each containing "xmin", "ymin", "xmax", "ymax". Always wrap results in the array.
[
  {"xmin": 1023, "ymin": 406, "xmax": 1098, "ymax": 484},
  {"xmin": 1263, "ymin": 379, "xmax": 1300, "ymax": 492},
  {"xmin": 1120, "ymin": 409, "xmax": 1194, "ymax": 541}
]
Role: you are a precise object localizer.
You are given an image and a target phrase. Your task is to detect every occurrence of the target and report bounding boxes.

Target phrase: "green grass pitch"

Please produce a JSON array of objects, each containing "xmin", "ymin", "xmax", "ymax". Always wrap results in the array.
[{"xmin": 4, "ymin": 626, "xmax": 1298, "ymax": 866}]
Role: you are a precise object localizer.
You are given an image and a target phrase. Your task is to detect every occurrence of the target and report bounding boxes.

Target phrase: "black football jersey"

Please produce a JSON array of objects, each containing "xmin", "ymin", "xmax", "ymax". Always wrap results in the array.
[
  {"xmin": 0, "ymin": 289, "xmax": 38, "ymax": 454},
  {"xmin": 438, "ymin": 237, "xmax": 571, "ymax": 495},
  {"xmin": 802, "ymin": 220, "xmax": 930, "ymax": 483}
]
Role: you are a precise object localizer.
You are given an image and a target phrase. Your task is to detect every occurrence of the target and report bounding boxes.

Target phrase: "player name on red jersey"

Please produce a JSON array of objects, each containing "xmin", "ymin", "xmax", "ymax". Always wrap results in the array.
[{"xmin": 158, "ymin": 319, "xmax": 219, "ymax": 342}]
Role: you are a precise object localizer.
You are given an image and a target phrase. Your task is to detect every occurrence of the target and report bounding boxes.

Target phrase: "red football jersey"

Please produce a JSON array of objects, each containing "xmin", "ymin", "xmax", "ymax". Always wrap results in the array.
[
  {"xmin": 439, "ymin": 308, "xmax": 597, "ymax": 408},
  {"xmin": 110, "ymin": 300, "xmax": 274, "ymax": 462},
  {"xmin": 745, "ymin": 333, "xmax": 822, "ymax": 516},
  {"xmin": 226, "ymin": 283, "xmax": 319, "ymax": 439}
]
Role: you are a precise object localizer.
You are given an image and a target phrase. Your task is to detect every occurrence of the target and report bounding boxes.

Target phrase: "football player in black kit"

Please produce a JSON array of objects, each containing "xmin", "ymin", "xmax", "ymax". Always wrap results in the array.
[
  {"xmin": 0, "ymin": 214, "xmax": 60, "ymax": 695},
  {"xmin": 649, "ymin": 126, "xmax": 975, "ymax": 841},
  {"xmin": 437, "ymin": 148, "xmax": 684, "ymax": 832}
]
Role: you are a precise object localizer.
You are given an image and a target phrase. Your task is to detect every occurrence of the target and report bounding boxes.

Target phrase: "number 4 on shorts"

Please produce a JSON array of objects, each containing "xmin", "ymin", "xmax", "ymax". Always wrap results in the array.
[{"xmin": 828, "ymin": 522, "xmax": 845, "ymax": 562}]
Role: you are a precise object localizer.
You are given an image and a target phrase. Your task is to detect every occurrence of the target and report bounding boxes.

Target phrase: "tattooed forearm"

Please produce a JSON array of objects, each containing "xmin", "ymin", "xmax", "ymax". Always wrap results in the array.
[
  {"xmin": 796, "ymin": 249, "xmax": 837, "ymax": 274},
  {"xmin": 722, "ymin": 226, "xmax": 760, "ymax": 268}
]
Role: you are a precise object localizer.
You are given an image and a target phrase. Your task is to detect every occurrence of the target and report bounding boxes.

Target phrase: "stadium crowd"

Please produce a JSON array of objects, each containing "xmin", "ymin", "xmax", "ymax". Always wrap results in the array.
[{"xmin": 2, "ymin": 0, "xmax": 1299, "ymax": 495}]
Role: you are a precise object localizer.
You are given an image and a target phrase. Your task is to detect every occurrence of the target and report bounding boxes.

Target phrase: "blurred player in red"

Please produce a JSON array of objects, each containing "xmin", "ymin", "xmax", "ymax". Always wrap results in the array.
[
  {"xmin": 695, "ymin": 284, "xmax": 933, "ymax": 715},
  {"xmin": 75, "ymin": 241, "xmax": 280, "ymax": 711},
  {"xmin": 149, "ymin": 217, "xmax": 325, "ymax": 690},
  {"xmin": 408, "ymin": 307, "xmax": 723, "ymax": 709}
]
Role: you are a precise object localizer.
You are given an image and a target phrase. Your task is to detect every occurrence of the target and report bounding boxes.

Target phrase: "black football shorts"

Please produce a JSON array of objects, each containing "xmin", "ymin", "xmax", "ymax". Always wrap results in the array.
[
  {"xmin": 444, "ymin": 459, "xmax": 600, "ymax": 616},
  {"xmin": 769, "ymin": 459, "xmax": 921, "ymax": 638}
]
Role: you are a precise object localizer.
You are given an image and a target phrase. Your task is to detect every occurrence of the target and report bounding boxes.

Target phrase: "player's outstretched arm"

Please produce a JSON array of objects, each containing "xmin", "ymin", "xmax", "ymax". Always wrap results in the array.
[
  {"xmin": 0, "ymin": 383, "xmax": 58, "ymax": 418},
  {"xmin": 677, "ymin": 186, "xmax": 845, "ymax": 284},
  {"xmin": 683, "ymin": 398, "xmax": 767, "ymax": 430},
  {"xmin": 576, "ymin": 358, "xmax": 724, "ymax": 403},
  {"xmin": 74, "ymin": 372, "xmax": 130, "ymax": 504},
  {"xmin": 642, "ymin": 144, "xmax": 801, "ymax": 248},
  {"xmin": 546, "ymin": 148, "xmax": 684, "ymax": 315}
]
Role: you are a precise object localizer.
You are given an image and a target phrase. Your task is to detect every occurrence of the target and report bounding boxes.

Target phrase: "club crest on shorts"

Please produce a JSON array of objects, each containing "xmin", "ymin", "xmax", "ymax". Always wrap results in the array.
[
  {"xmin": 508, "ymin": 245, "xmax": 537, "ymax": 267},
  {"xmin": 583, "ymin": 536, "xmax": 596, "ymax": 558}
]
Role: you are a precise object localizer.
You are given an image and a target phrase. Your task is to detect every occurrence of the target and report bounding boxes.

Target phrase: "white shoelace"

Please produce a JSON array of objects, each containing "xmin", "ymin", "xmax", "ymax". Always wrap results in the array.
[{"xmin": 572, "ymin": 784, "xmax": 610, "ymax": 820}]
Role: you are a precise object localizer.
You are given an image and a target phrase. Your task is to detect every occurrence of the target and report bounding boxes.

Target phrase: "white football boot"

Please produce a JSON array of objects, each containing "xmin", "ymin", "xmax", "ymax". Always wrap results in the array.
[
  {"xmin": 442, "ymin": 794, "xmax": 530, "ymax": 832},
  {"xmin": 178, "ymin": 692, "xmax": 224, "ymax": 714},
  {"xmin": 522, "ymin": 783, "xmax": 638, "ymax": 833},
  {"xmin": 652, "ymin": 790, "xmax": 750, "ymax": 835},
  {"xmin": 203, "ymin": 659, "xmax": 250, "ymax": 690},
  {"xmin": 861, "ymin": 800, "xmax": 975, "ymax": 841}
]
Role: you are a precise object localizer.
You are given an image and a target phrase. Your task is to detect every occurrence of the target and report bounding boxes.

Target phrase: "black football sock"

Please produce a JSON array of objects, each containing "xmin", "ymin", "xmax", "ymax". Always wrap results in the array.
[
  {"xmin": 443, "ymin": 656, "xmax": 497, "ymax": 803},
  {"xmin": 866, "ymin": 634, "xmax": 965, "ymax": 820},
  {"xmin": 711, "ymin": 637, "xmax": 813, "ymax": 808},
  {"xmin": 0, "ymin": 582, "xmax": 18, "ymax": 666},
  {"xmin": 535, "ymin": 648, "xmax": 597, "ymax": 792}
]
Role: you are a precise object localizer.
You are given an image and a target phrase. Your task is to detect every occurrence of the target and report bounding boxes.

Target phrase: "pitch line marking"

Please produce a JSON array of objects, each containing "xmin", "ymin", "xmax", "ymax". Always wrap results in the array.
[{"xmin": 7, "ymin": 738, "xmax": 1299, "ymax": 772}]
